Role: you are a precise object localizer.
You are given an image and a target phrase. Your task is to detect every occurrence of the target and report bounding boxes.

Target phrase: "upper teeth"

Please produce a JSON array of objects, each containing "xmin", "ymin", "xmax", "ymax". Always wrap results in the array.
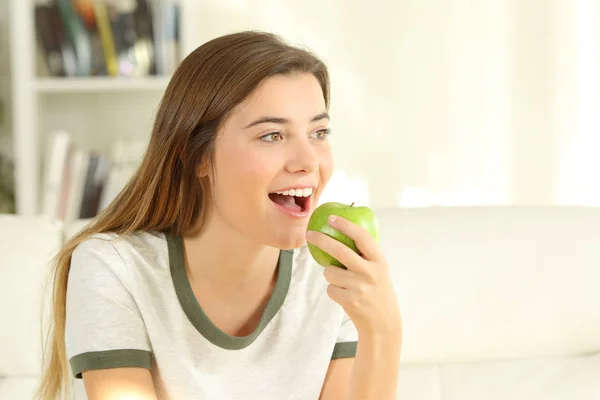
[{"xmin": 274, "ymin": 188, "xmax": 313, "ymax": 197}]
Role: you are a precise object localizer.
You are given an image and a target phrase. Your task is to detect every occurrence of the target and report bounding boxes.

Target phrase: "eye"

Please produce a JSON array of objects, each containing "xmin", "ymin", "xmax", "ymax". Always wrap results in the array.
[
  {"xmin": 311, "ymin": 128, "xmax": 332, "ymax": 140},
  {"xmin": 260, "ymin": 132, "xmax": 284, "ymax": 142}
]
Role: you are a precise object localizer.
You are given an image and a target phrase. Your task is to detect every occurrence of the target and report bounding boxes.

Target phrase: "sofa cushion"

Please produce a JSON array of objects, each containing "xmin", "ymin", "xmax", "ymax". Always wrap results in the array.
[
  {"xmin": 397, "ymin": 351, "xmax": 600, "ymax": 400},
  {"xmin": 396, "ymin": 364, "xmax": 442, "ymax": 400},
  {"xmin": 440, "ymin": 351, "xmax": 600, "ymax": 400},
  {"xmin": 0, "ymin": 377, "xmax": 41, "ymax": 400},
  {"xmin": 0, "ymin": 215, "xmax": 63, "ymax": 377}
]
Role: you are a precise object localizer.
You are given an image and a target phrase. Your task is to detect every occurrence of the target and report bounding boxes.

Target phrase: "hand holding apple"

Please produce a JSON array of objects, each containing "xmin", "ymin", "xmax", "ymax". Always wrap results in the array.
[
  {"xmin": 305, "ymin": 202, "xmax": 402, "ymax": 337},
  {"xmin": 306, "ymin": 202, "xmax": 379, "ymax": 268}
]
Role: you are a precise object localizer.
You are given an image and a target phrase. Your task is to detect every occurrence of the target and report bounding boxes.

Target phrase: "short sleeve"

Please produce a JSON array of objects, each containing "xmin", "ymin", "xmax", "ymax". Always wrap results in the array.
[
  {"xmin": 331, "ymin": 313, "xmax": 358, "ymax": 359},
  {"xmin": 65, "ymin": 236, "xmax": 152, "ymax": 379}
]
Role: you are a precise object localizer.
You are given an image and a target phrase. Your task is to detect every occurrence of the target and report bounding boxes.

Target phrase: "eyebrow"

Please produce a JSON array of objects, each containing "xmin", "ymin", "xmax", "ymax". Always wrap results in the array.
[{"xmin": 243, "ymin": 112, "xmax": 330, "ymax": 129}]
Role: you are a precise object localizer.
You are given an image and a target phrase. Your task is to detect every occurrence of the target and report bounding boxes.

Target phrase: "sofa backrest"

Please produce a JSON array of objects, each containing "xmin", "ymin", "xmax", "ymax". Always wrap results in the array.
[
  {"xmin": 375, "ymin": 206, "xmax": 600, "ymax": 364},
  {"xmin": 0, "ymin": 215, "xmax": 63, "ymax": 377}
]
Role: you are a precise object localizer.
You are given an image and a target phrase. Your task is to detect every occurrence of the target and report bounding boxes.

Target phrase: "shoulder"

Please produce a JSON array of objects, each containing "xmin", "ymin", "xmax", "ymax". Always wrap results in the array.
[
  {"xmin": 72, "ymin": 230, "xmax": 166, "ymax": 263},
  {"xmin": 69, "ymin": 230, "xmax": 168, "ymax": 285}
]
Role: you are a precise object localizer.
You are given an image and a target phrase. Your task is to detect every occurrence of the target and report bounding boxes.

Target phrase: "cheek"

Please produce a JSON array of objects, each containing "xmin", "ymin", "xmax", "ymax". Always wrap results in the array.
[
  {"xmin": 214, "ymin": 146, "xmax": 274, "ymax": 193},
  {"xmin": 318, "ymin": 147, "xmax": 334, "ymax": 184}
]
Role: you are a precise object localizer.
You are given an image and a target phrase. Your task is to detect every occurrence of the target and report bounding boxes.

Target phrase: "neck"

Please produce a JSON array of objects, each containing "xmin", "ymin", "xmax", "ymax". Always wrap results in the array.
[{"xmin": 182, "ymin": 211, "xmax": 281, "ymax": 288}]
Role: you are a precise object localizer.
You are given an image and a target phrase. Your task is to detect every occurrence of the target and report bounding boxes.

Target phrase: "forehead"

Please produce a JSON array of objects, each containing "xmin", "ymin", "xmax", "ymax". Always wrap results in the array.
[{"xmin": 230, "ymin": 73, "xmax": 326, "ymax": 124}]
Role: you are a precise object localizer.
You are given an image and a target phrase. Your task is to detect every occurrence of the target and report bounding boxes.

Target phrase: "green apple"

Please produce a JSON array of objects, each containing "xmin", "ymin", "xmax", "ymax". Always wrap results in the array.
[{"xmin": 307, "ymin": 202, "xmax": 379, "ymax": 268}]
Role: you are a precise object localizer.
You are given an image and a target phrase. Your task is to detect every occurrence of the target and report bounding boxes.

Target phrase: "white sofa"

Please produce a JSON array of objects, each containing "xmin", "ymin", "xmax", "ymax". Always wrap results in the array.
[{"xmin": 1, "ymin": 206, "xmax": 599, "ymax": 400}]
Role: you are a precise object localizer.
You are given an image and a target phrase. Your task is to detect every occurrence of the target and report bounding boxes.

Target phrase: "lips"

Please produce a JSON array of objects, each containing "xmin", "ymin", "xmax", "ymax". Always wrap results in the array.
[{"xmin": 268, "ymin": 184, "xmax": 317, "ymax": 218}]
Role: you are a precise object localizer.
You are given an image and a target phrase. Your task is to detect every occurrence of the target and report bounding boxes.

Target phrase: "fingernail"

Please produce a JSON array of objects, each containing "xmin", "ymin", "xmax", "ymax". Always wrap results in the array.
[{"xmin": 328, "ymin": 215, "xmax": 337, "ymax": 224}]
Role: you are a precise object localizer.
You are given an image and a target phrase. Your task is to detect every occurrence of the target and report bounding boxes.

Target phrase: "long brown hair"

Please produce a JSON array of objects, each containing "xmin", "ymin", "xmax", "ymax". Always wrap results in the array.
[{"xmin": 35, "ymin": 30, "xmax": 330, "ymax": 400}]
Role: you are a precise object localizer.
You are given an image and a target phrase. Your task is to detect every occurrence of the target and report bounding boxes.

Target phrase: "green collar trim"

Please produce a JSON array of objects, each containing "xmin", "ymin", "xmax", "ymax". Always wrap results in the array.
[{"xmin": 166, "ymin": 234, "xmax": 293, "ymax": 350}]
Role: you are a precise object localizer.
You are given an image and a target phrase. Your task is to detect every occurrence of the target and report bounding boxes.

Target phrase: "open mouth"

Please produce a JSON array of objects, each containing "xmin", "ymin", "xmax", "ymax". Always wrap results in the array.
[{"xmin": 268, "ymin": 190, "xmax": 312, "ymax": 213}]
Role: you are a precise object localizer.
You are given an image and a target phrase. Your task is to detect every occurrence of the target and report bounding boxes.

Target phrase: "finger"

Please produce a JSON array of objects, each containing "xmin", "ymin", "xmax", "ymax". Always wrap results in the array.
[
  {"xmin": 326, "ymin": 283, "xmax": 353, "ymax": 306},
  {"xmin": 327, "ymin": 215, "xmax": 381, "ymax": 262},
  {"xmin": 323, "ymin": 266, "xmax": 366, "ymax": 289},
  {"xmin": 306, "ymin": 230, "xmax": 366, "ymax": 273}
]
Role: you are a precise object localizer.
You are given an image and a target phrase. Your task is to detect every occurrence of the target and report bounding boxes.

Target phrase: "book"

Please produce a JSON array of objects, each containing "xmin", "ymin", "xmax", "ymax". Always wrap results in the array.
[
  {"xmin": 105, "ymin": 0, "xmax": 139, "ymax": 77},
  {"xmin": 34, "ymin": 2, "xmax": 67, "ymax": 77},
  {"xmin": 133, "ymin": 0, "xmax": 157, "ymax": 76},
  {"xmin": 64, "ymin": 148, "xmax": 90, "ymax": 224},
  {"xmin": 83, "ymin": 154, "xmax": 110, "ymax": 218},
  {"xmin": 73, "ymin": 0, "xmax": 107, "ymax": 76},
  {"xmin": 152, "ymin": 0, "xmax": 180, "ymax": 75},
  {"xmin": 42, "ymin": 131, "xmax": 71, "ymax": 219},
  {"xmin": 56, "ymin": 0, "xmax": 93, "ymax": 76}
]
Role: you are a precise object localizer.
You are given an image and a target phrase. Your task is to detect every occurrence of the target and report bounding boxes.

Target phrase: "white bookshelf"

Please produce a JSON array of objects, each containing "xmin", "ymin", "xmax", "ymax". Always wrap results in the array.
[{"xmin": 8, "ymin": 0, "xmax": 201, "ymax": 215}]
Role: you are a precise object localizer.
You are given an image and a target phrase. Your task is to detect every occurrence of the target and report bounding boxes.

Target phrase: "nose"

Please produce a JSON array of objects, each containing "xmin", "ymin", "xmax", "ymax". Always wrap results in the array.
[{"xmin": 286, "ymin": 137, "xmax": 319, "ymax": 174}]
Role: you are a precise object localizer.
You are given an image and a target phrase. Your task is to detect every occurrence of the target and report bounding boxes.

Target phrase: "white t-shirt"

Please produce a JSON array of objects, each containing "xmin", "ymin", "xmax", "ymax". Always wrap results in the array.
[{"xmin": 65, "ymin": 231, "xmax": 358, "ymax": 399}]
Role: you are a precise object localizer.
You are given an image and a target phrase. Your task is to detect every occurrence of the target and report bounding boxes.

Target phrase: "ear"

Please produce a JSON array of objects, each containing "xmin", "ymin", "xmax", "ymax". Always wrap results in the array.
[{"xmin": 197, "ymin": 157, "xmax": 210, "ymax": 178}]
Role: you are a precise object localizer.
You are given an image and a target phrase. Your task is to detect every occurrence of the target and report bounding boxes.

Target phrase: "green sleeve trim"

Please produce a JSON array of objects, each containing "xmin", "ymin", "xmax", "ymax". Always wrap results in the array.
[
  {"xmin": 69, "ymin": 349, "xmax": 153, "ymax": 379},
  {"xmin": 332, "ymin": 341, "xmax": 357, "ymax": 359}
]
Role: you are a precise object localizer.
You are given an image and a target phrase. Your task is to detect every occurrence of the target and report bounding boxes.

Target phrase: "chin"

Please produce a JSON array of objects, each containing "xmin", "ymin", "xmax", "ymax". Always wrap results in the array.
[{"xmin": 267, "ymin": 229, "xmax": 308, "ymax": 250}]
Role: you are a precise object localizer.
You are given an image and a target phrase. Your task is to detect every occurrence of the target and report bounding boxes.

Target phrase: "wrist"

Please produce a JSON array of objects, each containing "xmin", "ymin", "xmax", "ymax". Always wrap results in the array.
[
  {"xmin": 357, "ymin": 312, "xmax": 403, "ymax": 342},
  {"xmin": 350, "ymin": 323, "xmax": 402, "ymax": 400},
  {"xmin": 357, "ymin": 321, "xmax": 403, "ymax": 350}
]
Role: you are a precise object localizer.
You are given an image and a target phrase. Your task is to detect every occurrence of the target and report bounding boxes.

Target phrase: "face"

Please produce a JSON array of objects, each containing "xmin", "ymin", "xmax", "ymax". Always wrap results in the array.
[{"xmin": 204, "ymin": 73, "xmax": 333, "ymax": 249}]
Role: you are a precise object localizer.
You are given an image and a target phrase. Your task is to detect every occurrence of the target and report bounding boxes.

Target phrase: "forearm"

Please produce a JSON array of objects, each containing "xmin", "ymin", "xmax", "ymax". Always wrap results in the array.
[{"xmin": 347, "ymin": 327, "xmax": 402, "ymax": 400}]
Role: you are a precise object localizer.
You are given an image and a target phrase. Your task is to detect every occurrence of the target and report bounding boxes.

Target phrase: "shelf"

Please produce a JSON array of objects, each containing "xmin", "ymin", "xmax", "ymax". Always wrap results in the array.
[{"xmin": 34, "ymin": 76, "xmax": 171, "ymax": 93}]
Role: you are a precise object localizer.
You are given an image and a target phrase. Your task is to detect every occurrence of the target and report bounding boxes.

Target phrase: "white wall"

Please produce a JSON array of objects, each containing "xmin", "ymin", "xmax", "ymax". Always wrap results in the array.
[{"xmin": 183, "ymin": 0, "xmax": 600, "ymax": 209}]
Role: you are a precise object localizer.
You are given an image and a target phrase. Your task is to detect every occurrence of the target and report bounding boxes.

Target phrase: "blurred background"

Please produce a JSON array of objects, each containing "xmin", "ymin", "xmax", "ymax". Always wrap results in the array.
[{"xmin": 1, "ymin": 0, "xmax": 600, "ymax": 218}]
